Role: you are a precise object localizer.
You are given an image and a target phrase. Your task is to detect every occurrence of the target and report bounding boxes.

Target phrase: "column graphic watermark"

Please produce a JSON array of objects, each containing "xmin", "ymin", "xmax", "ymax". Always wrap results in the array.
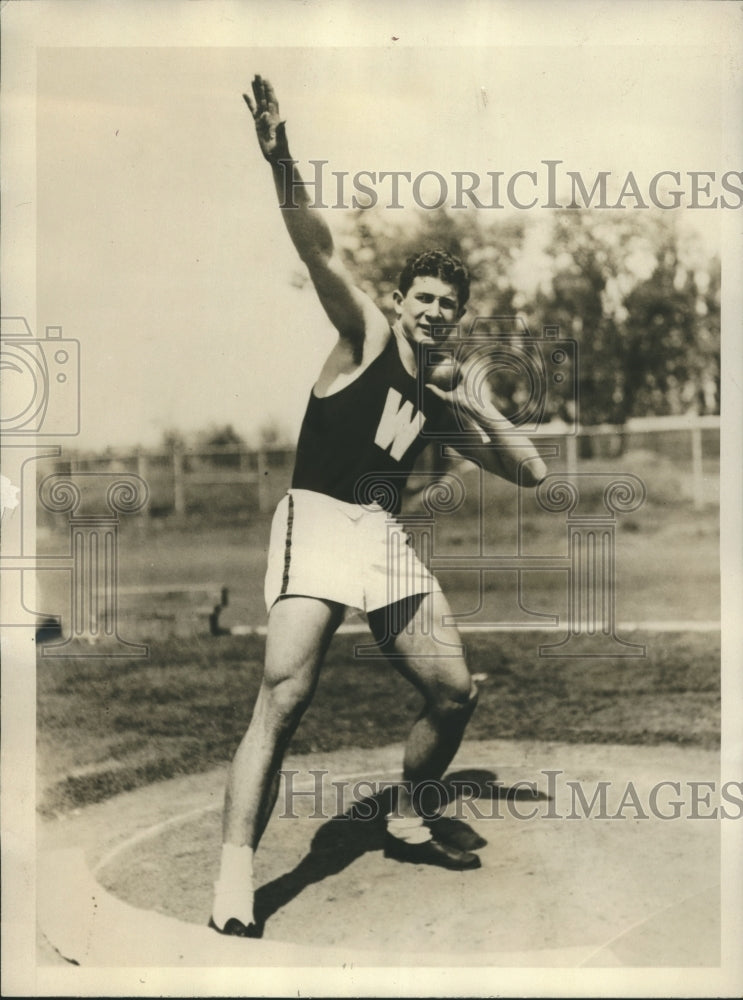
[
  {"xmin": 534, "ymin": 472, "xmax": 646, "ymax": 656},
  {"xmin": 37, "ymin": 473, "xmax": 150, "ymax": 657}
]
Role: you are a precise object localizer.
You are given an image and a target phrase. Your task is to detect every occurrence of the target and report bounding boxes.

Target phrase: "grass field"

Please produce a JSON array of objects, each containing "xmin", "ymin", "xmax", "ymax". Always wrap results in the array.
[
  {"xmin": 36, "ymin": 447, "xmax": 720, "ymax": 628},
  {"xmin": 37, "ymin": 628, "xmax": 720, "ymax": 818},
  {"xmin": 35, "ymin": 449, "xmax": 721, "ymax": 818}
]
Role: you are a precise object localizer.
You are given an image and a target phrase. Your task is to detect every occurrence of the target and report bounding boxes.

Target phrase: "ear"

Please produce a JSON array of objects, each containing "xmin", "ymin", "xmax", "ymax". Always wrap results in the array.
[{"xmin": 392, "ymin": 289, "xmax": 404, "ymax": 315}]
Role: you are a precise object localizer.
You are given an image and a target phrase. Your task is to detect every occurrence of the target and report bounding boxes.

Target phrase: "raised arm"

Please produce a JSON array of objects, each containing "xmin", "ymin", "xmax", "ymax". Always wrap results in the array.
[{"xmin": 243, "ymin": 76, "xmax": 387, "ymax": 353}]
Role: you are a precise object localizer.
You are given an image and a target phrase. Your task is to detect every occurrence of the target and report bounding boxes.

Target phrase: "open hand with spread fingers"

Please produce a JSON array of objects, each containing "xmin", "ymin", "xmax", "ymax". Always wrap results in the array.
[{"xmin": 243, "ymin": 74, "xmax": 288, "ymax": 162}]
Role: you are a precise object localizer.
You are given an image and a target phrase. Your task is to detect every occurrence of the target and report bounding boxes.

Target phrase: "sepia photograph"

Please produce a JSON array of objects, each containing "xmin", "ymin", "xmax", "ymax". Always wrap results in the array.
[{"xmin": 1, "ymin": 1, "xmax": 741, "ymax": 996}]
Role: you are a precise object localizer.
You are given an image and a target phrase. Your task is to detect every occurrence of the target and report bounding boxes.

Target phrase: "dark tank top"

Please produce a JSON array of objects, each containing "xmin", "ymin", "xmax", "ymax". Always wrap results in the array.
[{"xmin": 292, "ymin": 335, "xmax": 449, "ymax": 513}]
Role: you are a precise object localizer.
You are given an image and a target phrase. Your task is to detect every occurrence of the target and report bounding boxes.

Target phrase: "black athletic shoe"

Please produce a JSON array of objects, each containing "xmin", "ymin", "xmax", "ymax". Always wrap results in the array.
[
  {"xmin": 427, "ymin": 817, "xmax": 488, "ymax": 852},
  {"xmin": 383, "ymin": 832, "xmax": 481, "ymax": 870},
  {"xmin": 208, "ymin": 915, "xmax": 261, "ymax": 938}
]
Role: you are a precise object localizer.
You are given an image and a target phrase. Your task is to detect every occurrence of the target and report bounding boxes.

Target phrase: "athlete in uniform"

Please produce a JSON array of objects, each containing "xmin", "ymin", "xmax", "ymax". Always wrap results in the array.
[{"xmin": 209, "ymin": 76, "xmax": 548, "ymax": 938}]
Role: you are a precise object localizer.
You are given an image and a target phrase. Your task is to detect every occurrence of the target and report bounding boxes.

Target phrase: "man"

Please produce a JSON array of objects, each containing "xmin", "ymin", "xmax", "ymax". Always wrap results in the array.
[{"xmin": 209, "ymin": 76, "xmax": 547, "ymax": 938}]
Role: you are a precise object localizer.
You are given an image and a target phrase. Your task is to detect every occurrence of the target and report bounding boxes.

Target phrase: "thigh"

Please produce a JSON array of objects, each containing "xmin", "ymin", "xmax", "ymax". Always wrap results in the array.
[
  {"xmin": 264, "ymin": 491, "xmax": 365, "ymax": 612},
  {"xmin": 368, "ymin": 590, "xmax": 472, "ymax": 701},
  {"xmin": 264, "ymin": 596, "xmax": 345, "ymax": 690}
]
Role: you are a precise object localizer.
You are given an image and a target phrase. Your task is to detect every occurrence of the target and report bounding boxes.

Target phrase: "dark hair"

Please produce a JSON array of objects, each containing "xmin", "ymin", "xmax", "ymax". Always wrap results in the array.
[{"xmin": 397, "ymin": 249, "xmax": 470, "ymax": 309}]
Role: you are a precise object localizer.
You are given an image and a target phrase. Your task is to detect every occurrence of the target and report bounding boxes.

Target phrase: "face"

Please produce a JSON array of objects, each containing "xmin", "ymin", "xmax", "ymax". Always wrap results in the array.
[{"xmin": 393, "ymin": 275, "xmax": 462, "ymax": 346}]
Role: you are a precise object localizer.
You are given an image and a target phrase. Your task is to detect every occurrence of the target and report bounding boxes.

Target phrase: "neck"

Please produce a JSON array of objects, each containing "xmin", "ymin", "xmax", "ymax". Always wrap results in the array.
[{"xmin": 391, "ymin": 320, "xmax": 420, "ymax": 378}]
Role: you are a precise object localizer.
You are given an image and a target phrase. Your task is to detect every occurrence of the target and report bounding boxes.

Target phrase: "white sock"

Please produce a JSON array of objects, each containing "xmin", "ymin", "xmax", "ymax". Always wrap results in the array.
[
  {"xmin": 212, "ymin": 844, "xmax": 255, "ymax": 929},
  {"xmin": 386, "ymin": 813, "xmax": 432, "ymax": 845}
]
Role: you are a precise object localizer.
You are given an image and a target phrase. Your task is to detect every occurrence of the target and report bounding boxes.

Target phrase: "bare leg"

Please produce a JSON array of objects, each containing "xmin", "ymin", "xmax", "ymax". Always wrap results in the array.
[
  {"xmin": 368, "ymin": 589, "xmax": 478, "ymax": 816},
  {"xmin": 222, "ymin": 595, "xmax": 344, "ymax": 848}
]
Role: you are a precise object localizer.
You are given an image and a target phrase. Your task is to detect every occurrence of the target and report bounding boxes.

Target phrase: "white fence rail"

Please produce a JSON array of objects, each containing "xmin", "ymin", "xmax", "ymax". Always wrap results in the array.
[
  {"xmin": 42, "ymin": 415, "xmax": 719, "ymax": 516},
  {"xmin": 539, "ymin": 414, "xmax": 720, "ymax": 510}
]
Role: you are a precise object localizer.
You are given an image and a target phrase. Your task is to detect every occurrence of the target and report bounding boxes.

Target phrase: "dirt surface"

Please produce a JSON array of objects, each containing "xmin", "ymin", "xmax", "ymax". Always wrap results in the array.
[{"xmin": 38, "ymin": 739, "xmax": 723, "ymax": 968}]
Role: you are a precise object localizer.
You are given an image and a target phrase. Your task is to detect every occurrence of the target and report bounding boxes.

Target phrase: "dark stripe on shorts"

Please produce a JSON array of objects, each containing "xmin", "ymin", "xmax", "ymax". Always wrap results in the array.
[{"xmin": 280, "ymin": 493, "xmax": 295, "ymax": 596}]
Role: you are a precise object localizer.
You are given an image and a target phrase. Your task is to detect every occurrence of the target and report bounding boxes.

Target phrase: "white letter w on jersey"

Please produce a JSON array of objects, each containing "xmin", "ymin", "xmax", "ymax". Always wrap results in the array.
[{"xmin": 374, "ymin": 388, "xmax": 426, "ymax": 461}]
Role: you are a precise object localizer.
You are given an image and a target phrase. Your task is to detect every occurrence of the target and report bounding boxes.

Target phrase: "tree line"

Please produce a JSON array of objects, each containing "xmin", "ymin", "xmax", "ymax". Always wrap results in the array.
[{"xmin": 328, "ymin": 207, "xmax": 720, "ymax": 430}]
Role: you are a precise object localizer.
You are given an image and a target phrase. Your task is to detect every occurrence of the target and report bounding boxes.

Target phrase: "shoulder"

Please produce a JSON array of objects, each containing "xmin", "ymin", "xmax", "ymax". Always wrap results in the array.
[{"xmin": 313, "ymin": 326, "xmax": 393, "ymax": 397}]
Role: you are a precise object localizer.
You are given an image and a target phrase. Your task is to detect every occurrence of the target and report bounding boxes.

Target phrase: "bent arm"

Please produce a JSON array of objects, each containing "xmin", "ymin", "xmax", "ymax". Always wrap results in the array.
[
  {"xmin": 428, "ymin": 365, "xmax": 547, "ymax": 487},
  {"xmin": 244, "ymin": 76, "xmax": 386, "ymax": 351},
  {"xmin": 451, "ymin": 414, "xmax": 548, "ymax": 488}
]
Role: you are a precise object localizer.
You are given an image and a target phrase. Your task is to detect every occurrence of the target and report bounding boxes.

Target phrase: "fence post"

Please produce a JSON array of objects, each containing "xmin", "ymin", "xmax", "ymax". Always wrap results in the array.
[
  {"xmin": 257, "ymin": 449, "xmax": 269, "ymax": 513},
  {"xmin": 566, "ymin": 433, "xmax": 578, "ymax": 479},
  {"xmin": 691, "ymin": 425, "xmax": 704, "ymax": 511},
  {"xmin": 172, "ymin": 446, "xmax": 186, "ymax": 516},
  {"xmin": 136, "ymin": 451, "xmax": 150, "ymax": 523}
]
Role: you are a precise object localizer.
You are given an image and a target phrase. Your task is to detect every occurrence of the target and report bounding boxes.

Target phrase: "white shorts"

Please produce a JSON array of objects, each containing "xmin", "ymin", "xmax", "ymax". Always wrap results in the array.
[{"xmin": 264, "ymin": 489, "xmax": 440, "ymax": 614}]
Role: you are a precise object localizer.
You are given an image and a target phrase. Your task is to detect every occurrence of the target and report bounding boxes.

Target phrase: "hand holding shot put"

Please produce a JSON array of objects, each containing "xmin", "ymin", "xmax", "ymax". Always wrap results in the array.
[{"xmin": 209, "ymin": 75, "xmax": 547, "ymax": 939}]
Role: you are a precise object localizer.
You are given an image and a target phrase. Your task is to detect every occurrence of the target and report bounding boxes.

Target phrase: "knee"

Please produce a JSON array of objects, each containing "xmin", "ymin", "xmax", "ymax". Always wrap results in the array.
[
  {"xmin": 430, "ymin": 676, "xmax": 479, "ymax": 723},
  {"xmin": 262, "ymin": 672, "xmax": 314, "ymax": 729}
]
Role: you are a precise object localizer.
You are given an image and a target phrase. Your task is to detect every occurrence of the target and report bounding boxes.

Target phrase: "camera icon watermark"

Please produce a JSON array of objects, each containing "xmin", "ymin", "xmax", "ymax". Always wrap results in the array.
[
  {"xmin": 0, "ymin": 316, "xmax": 80, "ymax": 437},
  {"xmin": 0, "ymin": 315, "xmax": 150, "ymax": 657},
  {"xmin": 418, "ymin": 316, "xmax": 577, "ymax": 440}
]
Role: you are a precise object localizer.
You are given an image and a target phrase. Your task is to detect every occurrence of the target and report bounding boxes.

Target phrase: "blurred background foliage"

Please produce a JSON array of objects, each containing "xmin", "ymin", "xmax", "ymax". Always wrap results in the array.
[{"xmin": 319, "ymin": 208, "xmax": 720, "ymax": 433}]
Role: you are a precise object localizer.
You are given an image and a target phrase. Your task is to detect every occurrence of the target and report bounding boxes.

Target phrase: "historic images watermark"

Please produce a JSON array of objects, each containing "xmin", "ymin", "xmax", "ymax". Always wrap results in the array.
[
  {"xmin": 278, "ymin": 768, "xmax": 743, "ymax": 823},
  {"xmin": 275, "ymin": 160, "xmax": 743, "ymax": 212}
]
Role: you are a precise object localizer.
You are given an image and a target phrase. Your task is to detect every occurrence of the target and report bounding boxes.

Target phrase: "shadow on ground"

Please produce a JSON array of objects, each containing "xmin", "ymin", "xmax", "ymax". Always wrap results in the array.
[{"xmin": 254, "ymin": 768, "xmax": 549, "ymax": 934}]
